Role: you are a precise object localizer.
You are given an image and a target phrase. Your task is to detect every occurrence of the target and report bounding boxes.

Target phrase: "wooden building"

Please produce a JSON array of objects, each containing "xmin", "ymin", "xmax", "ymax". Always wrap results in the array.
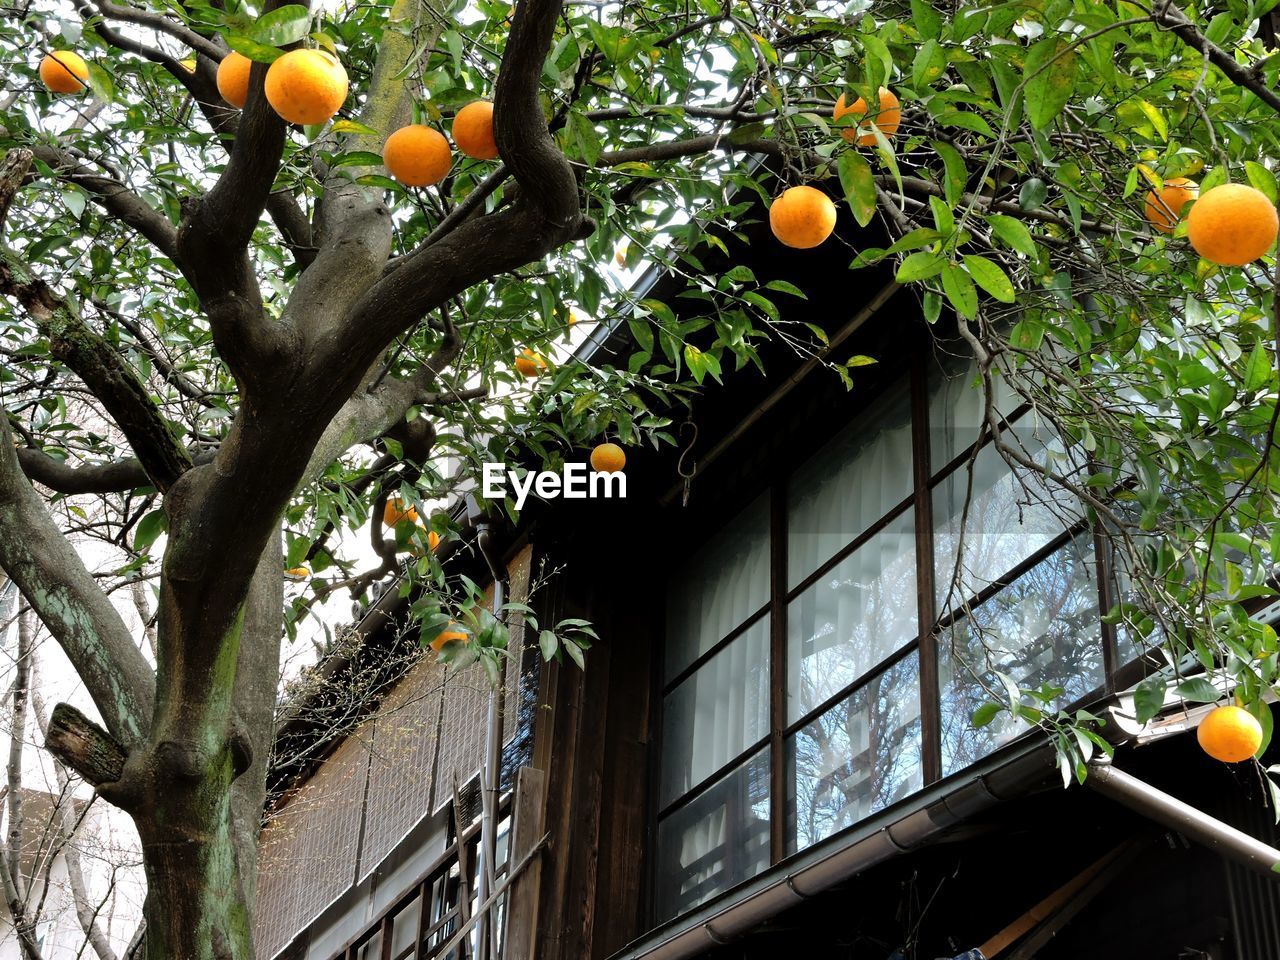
[{"xmin": 252, "ymin": 187, "xmax": 1280, "ymax": 960}]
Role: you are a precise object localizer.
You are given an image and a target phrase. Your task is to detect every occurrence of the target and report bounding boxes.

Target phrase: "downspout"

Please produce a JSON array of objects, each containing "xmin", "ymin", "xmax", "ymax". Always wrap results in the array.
[
  {"xmin": 476, "ymin": 520, "xmax": 505, "ymax": 960},
  {"xmin": 1086, "ymin": 759, "xmax": 1280, "ymax": 876}
]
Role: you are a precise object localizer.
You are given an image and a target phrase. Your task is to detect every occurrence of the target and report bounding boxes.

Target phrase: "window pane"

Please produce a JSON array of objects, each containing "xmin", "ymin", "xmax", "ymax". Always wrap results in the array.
[
  {"xmin": 927, "ymin": 348, "xmax": 1021, "ymax": 473},
  {"xmin": 661, "ymin": 617, "xmax": 771, "ymax": 807},
  {"xmin": 932, "ymin": 430, "xmax": 1084, "ymax": 612},
  {"xmin": 939, "ymin": 537, "xmax": 1104, "ymax": 776},
  {"xmin": 655, "ymin": 749, "xmax": 770, "ymax": 921},
  {"xmin": 788, "ymin": 652, "xmax": 922, "ymax": 854},
  {"xmin": 390, "ymin": 896, "xmax": 422, "ymax": 956},
  {"xmin": 666, "ymin": 493, "xmax": 770, "ymax": 680},
  {"xmin": 787, "ymin": 508, "xmax": 917, "ymax": 724},
  {"xmin": 787, "ymin": 378, "xmax": 913, "ymax": 588}
]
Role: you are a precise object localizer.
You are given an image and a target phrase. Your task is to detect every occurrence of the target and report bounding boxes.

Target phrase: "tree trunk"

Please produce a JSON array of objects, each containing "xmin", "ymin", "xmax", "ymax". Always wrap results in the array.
[{"xmin": 137, "ymin": 771, "xmax": 254, "ymax": 960}]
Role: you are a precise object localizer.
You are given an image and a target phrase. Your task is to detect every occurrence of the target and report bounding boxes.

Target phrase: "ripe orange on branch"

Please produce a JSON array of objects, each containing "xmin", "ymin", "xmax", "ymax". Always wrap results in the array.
[
  {"xmin": 264, "ymin": 49, "xmax": 348, "ymax": 125},
  {"xmin": 1143, "ymin": 177, "xmax": 1198, "ymax": 234},
  {"xmin": 383, "ymin": 124, "xmax": 452, "ymax": 187},
  {"xmin": 834, "ymin": 87, "xmax": 901, "ymax": 146},
  {"xmin": 39, "ymin": 51, "xmax": 89, "ymax": 94},
  {"xmin": 216, "ymin": 52, "xmax": 252, "ymax": 108},
  {"xmin": 430, "ymin": 622, "xmax": 469, "ymax": 652},
  {"xmin": 514, "ymin": 349, "xmax": 546, "ymax": 377},
  {"xmin": 769, "ymin": 186, "xmax": 837, "ymax": 249},
  {"xmin": 383, "ymin": 498, "xmax": 419, "ymax": 526},
  {"xmin": 1197, "ymin": 704, "xmax": 1263, "ymax": 763},
  {"xmin": 590, "ymin": 443, "xmax": 626, "ymax": 473},
  {"xmin": 1186, "ymin": 183, "xmax": 1278, "ymax": 266},
  {"xmin": 453, "ymin": 100, "xmax": 499, "ymax": 160}
]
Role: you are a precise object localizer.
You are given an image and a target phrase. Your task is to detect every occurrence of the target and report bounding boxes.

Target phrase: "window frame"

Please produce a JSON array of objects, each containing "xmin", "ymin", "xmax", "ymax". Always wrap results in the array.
[{"xmin": 649, "ymin": 343, "xmax": 1122, "ymax": 925}]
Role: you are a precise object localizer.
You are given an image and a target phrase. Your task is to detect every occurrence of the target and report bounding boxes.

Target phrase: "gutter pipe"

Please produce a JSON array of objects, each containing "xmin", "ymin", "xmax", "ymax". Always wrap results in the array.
[{"xmin": 1086, "ymin": 758, "xmax": 1280, "ymax": 876}]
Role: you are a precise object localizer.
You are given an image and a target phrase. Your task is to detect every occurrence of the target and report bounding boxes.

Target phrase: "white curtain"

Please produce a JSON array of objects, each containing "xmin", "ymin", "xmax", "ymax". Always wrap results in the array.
[
  {"xmin": 787, "ymin": 378, "xmax": 914, "ymax": 589},
  {"xmin": 665, "ymin": 493, "xmax": 770, "ymax": 681},
  {"xmin": 660, "ymin": 618, "xmax": 769, "ymax": 806},
  {"xmin": 927, "ymin": 347, "xmax": 1022, "ymax": 472}
]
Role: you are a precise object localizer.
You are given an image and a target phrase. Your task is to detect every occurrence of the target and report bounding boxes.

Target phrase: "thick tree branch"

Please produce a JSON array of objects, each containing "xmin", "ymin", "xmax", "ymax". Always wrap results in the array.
[
  {"xmin": 1, "ymin": 150, "xmax": 192, "ymax": 490},
  {"xmin": 1155, "ymin": 2, "xmax": 1280, "ymax": 114},
  {"xmin": 93, "ymin": 0, "xmax": 224, "ymax": 60},
  {"xmin": 27, "ymin": 145, "xmax": 180, "ymax": 264},
  {"xmin": 45, "ymin": 704, "xmax": 128, "ymax": 788},
  {"xmin": 494, "ymin": 0, "xmax": 580, "ymax": 229},
  {"xmin": 0, "ymin": 413, "xmax": 155, "ymax": 743}
]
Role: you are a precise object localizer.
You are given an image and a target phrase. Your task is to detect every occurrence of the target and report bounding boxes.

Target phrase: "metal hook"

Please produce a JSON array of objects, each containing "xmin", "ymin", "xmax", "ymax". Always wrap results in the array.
[{"xmin": 676, "ymin": 419, "xmax": 698, "ymax": 507}]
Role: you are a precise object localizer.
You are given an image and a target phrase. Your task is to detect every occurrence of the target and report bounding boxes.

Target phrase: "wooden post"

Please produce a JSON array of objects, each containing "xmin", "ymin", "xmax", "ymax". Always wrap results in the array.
[{"xmin": 503, "ymin": 766, "xmax": 548, "ymax": 960}]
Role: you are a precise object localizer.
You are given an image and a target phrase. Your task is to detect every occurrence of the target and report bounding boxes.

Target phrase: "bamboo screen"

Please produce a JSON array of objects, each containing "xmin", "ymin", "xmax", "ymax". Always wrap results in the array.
[{"xmin": 254, "ymin": 545, "xmax": 534, "ymax": 960}]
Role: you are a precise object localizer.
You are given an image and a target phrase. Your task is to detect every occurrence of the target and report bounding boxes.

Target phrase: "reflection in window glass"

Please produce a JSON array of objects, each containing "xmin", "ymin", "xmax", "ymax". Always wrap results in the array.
[
  {"xmin": 786, "ymin": 508, "xmax": 917, "ymax": 724},
  {"xmin": 655, "ymin": 749, "xmax": 771, "ymax": 921},
  {"xmin": 939, "ymin": 538, "xmax": 1104, "ymax": 775},
  {"xmin": 788, "ymin": 653, "xmax": 922, "ymax": 854},
  {"xmin": 927, "ymin": 348, "xmax": 1022, "ymax": 471},
  {"xmin": 666, "ymin": 493, "xmax": 770, "ymax": 680},
  {"xmin": 932, "ymin": 431, "xmax": 1084, "ymax": 611},
  {"xmin": 661, "ymin": 617, "xmax": 770, "ymax": 807},
  {"xmin": 787, "ymin": 379, "xmax": 913, "ymax": 588}
]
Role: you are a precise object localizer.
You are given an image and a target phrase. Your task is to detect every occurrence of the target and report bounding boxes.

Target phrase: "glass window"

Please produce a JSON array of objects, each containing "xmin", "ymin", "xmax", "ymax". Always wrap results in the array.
[
  {"xmin": 786, "ymin": 508, "xmax": 917, "ymax": 724},
  {"xmin": 787, "ymin": 379, "xmax": 914, "ymax": 588},
  {"xmin": 939, "ymin": 537, "xmax": 1104, "ymax": 775},
  {"xmin": 655, "ymin": 749, "xmax": 770, "ymax": 921},
  {"xmin": 666, "ymin": 493, "xmax": 770, "ymax": 680},
  {"xmin": 927, "ymin": 348, "xmax": 1022, "ymax": 472},
  {"xmin": 660, "ymin": 616, "xmax": 770, "ymax": 807},
  {"xmin": 932, "ymin": 430, "xmax": 1083, "ymax": 611},
  {"xmin": 390, "ymin": 896, "xmax": 422, "ymax": 957},
  {"xmin": 788, "ymin": 652, "xmax": 922, "ymax": 854}
]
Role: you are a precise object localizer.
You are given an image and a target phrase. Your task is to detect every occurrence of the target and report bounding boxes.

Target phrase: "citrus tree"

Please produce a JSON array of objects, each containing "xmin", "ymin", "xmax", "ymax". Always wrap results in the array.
[{"xmin": 4, "ymin": 0, "xmax": 1280, "ymax": 953}]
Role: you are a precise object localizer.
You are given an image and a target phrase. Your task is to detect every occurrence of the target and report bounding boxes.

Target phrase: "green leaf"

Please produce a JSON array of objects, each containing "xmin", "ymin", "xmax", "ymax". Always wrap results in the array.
[
  {"xmin": 250, "ymin": 4, "xmax": 312, "ymax": 46},
  {"xmin": 972, "ymin": 701, "xmax": 1002, "ymax": 728},
  {"xmin": 1175, "ymin": 678, "xmax": 1220, "ymax": 703},
  {"xmin": 838, "ymin": 151, "xmax": 877, "ymax": 227},
  {"xmin": 86, "ymin": 62, "xmax": 114, "ymax": 102},
  {"xmin": 539, "ymin": 629, "xmax": 558, "ymax": 660},
  {"xmin": 225, "ymin": 35, "xmax": 285, "ymax": 63},
  {"xmin": 912, "ymin": 39, "xmax": 948, "ymax": 90},
  {"xmin": 1244, "ymin": 342, "xmax": 1272, "ymax": 393},
  {"xmin": 896, "ymin": 251, "xmax": 945, "ymax": 282},
  {"xmin": 331, "ymin": 119, "xmax": 381, "ymax": 136},
  {"xmin": 1247, "ymin": 161, "xmax": 1279, "ymax": 204},
  {"xmin": 1024, "ymin": 36, "xmax": 1077, "ymax": 130},
  {"xmin": 941, "ymin": 261, "xmax": 977, "ymax": 318},
  {"xmin": 133, "ymin": 509, "xmax": 168, "ymax": 554},
  {"xmin": 932, "ymin": 140, "xmax": 967, "ymax": 206},
  {"xmin": 911, "ymin": 0, "xmax": 942, "ymax": 39},
  {"xmin": 963, "ymin": 254, "xmax": 1016, "ymax": 302},
  {"xmin": 1134, "ymin": 674, "xmax": 1167, "ymax": 724},
  {"xmin": 987, "ymin": 214, "xmax": 1037, "ymax": 257}
]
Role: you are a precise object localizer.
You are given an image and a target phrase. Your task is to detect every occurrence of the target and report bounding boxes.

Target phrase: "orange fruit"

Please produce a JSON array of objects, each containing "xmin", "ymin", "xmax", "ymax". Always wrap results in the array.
[
  {"xmin": 216, "ymin": 51, "xmax": 252, "ymax": 108},
  {"xmin": 514, "ymin": 349, "xmax": 546, "ymax": 377},
  {"xmin": 1187, "ymin": 183, "xmax": 1278, "ymax": 266},
  {"xmin": 834, "ymin": 87, "xmax": 901, "ymax": 147},
  {"xmin": 1144, "ymin": 177, "xmax": 1198, "ymax": 234},
  {"xmin": 769, "ymin": 186, "xmax": 837, "ymax": 249},
  {"xmin": 590, "ymin": 442, "xmax": 626, "ymax": 473},
  {"xmin": 39, "ymin": 51, "xmax": 89, "ymax": 94},
  {"xmin": 284, "ymin": 566, "xmax": 310, "ymax": 579},
  {"xmin": 264, "ymin": 49, "xmax": 348, "ymax": 126},
  {"xmin": 383, "ymin": 124, "xmax": 452, "ymax": 187},
  {"xmin": 1197, "ymin": 704, "xmax": 1263, "ymax": 762},
  {"xmin": 383, "ymin": 497, "xmax": 419, "ymax": 527},
  {"xmin": 453, "ymin": 100, "xmax": 498, "ymax": 160},
  {"xmin": 431, "ymin": 622, "xmax": 469, "ymax": 652}
]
